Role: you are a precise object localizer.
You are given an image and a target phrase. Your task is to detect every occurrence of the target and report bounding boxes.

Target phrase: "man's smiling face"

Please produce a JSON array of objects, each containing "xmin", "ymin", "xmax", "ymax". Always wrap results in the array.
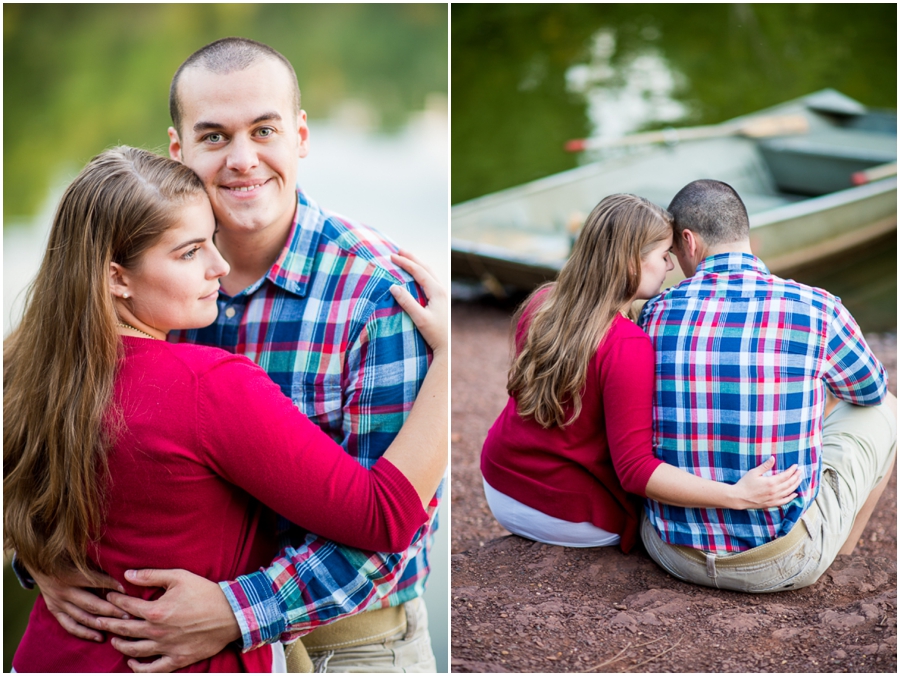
[{"xmin": 168, "ymin": 58, "xmax": 309, "ymax": 238}]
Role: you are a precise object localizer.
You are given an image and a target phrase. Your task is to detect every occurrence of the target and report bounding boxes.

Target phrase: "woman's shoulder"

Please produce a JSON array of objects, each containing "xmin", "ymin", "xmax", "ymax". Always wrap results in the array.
[
  {"xmin": 613, "ymin": 315, "xmax": 652, "ymax": 342},
  {"xmin": 607, "ymin": 314, "xmax": 651, "ymax": 345},
  {"xmin": 125, "ymin": 340, "xmax": 283, "ymax": 416},
  {"xmin": 124, "ymin": 338, "xmax": 256, "ymax": 379},
  {"xmin": 598, "ymin": 316, "xmax": 653, "ymax": 359}
]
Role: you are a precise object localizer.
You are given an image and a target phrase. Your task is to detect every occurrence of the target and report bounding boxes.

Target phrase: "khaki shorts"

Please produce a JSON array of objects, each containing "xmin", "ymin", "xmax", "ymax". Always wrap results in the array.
[{"xmin": 642, "ymin": 393, "xmax": 897, "ymax": 593}]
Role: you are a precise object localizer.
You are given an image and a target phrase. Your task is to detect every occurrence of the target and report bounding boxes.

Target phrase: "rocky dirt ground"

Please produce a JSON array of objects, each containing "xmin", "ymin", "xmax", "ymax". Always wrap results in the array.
[{"xmin": 450, "ymin": 298, "xmax": 897, "ymax": 673}]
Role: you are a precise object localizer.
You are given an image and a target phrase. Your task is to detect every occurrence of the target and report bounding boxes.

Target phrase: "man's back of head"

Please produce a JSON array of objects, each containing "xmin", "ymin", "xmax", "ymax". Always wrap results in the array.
[{"xmin": 667, "ymin": 179, "xmax": 750, "ymax": 247}]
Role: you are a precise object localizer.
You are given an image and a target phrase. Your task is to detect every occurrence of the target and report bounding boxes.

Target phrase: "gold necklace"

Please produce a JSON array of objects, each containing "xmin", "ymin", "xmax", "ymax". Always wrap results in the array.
[{"xmin": 116, "ymin": 322, "xmax": 159, "ymax": 340}]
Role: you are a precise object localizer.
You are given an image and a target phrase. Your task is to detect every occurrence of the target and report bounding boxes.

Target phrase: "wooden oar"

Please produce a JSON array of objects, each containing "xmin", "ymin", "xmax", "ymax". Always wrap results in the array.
[
  {"xmin": 851, "ymin": 162, "xmax": 897, "ymax": 185},
  {"xmin": 564, "ymin": 114, "xmax": 810, "ymax": 152}
]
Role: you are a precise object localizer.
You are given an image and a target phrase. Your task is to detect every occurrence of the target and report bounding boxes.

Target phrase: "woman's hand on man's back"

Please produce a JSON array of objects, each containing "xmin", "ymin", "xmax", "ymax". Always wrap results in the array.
[{"xmin": 730, "ymin": 456, "xmax": 802, "ymax": 510}]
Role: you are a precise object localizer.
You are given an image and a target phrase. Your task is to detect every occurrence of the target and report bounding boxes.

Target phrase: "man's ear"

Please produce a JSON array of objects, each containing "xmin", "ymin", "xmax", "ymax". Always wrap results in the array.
[
  {"xmin": 296, "ymin": 109, "xmax": 310, "ymax": 159},
  {"xmin": 109, "ymin": 262, "xmax": 131, "ymax": 300},
  {"xmin": 168, "ymin": 127, "xmax": 183, "ymax": 163},
  {"xmin": 681, "ymin": 229, "xmax": 698, "ymax": 259}
]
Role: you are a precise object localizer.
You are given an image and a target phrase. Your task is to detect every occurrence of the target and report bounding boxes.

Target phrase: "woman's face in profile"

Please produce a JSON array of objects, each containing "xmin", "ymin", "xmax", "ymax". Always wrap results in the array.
[
  {"xmin": 120, "ymin": 196, "xmax": 230, "ymax": 334},
  {"xmin": 635, "ymin": 232, "xmax": 675, "ymax": 300}
]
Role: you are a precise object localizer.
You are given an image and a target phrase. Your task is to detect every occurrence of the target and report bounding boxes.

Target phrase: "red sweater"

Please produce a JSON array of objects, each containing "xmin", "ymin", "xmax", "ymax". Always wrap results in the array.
[
  {"xmin": 481, "ymin": 301, "xmax": 663, "ymax": 553},
  {"xmin": 14, "ymin": 337, "xmax": 425, "ymax": 673}
]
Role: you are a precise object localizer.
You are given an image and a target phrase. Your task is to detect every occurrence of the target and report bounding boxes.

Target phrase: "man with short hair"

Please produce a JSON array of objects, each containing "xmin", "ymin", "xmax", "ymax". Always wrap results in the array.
[
  {"xmin": 27, "ymin": 37, "xmax": 441, "ymax": 671},
  {"xmin": 639, "ymin": 179, "xmax": 896, "ymax": 592}
]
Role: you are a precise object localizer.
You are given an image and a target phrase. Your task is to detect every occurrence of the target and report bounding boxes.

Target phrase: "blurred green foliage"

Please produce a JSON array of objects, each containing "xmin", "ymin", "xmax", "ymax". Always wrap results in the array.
[
  {"xmin": 452, "ymin": 3, "xmax": 897, "ymax": 204},
  {"xmin": 3, "ymin": 563, "xmax": 39, "ymax": 673},
  {"xmin": 3, "ymin": 3, "xmax": 447, "ymax": 221}
]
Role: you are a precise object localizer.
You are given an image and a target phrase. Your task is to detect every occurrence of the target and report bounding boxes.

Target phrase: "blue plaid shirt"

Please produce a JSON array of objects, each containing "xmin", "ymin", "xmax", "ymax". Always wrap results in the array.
[
  {"xmin": 638, "ymin": 253, "xmax": 886, "ymax": 552},
  {"xmin": 171, "ymin": 186, "xmax": 438, "ymax": 649}
]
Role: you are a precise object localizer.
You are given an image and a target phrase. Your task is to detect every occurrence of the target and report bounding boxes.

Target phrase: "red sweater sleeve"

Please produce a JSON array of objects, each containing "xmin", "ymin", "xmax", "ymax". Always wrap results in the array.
[
  {"xmin": 195, "ymin": 355, "xmax": 427, "ymax": 553},
  {"xmin": 601, "ymin": 332, "xmax": 663, "ymax": 496}
]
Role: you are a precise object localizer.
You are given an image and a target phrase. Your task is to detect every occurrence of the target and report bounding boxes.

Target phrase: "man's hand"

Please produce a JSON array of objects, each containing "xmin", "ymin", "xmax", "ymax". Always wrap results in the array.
[
  {"xmin": 97, "ymin": 568, "xmax": 241, "ymax": 673},
  {"xmin": 31, "ymin": 568, "xmax": 127, "ymax": 642}
]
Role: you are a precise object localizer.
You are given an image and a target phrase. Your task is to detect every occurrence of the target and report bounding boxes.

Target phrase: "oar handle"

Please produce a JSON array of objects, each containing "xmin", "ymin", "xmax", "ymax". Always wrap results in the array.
[
  {"xmin": 565, "ymin": 115, "xmax": 809, "ymax": 152},
  {"xmin": 851, "ymin": 162, "xmax": 897, "ymax": 185},
  {"xmin": 565, "ymin": 125, "xmax": 725, "ymax": 152}
]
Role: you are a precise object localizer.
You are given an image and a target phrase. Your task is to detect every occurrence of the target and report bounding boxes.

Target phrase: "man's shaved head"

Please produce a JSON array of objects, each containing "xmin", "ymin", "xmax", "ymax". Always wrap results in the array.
[{"xmin": 169, "ymin": 37, "xmax": 300, "ymax": 137}]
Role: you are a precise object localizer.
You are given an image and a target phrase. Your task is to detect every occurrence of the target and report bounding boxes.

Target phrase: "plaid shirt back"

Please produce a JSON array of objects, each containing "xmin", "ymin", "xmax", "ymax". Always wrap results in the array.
[
  {"xmin": 639, "ymin": 253, "xmax": 886, "ymax": 552},
  {"xmin": 170, "ymin": 187, "xmax": 437, "ymax": 649}
]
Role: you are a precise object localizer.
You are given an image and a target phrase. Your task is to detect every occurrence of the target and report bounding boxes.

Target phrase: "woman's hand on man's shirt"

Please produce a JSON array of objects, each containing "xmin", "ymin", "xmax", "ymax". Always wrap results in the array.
[
  {"xmin": 729, "ymin": 456, "xmax": 802, "ymax": 510},
  {"xmin": 389, "ymin": 250, "xmax": 447, "ymax": 359}
]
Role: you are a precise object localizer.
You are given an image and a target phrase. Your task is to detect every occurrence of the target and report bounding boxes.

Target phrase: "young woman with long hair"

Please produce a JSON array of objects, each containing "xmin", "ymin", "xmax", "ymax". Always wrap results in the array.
[
  {"xmin": 481, "ymin": 193, "xmax": 801, "ymax": 551},
  {"xmin": 4, "ymin": 146, "xmax": 447, "ymax": 673}
]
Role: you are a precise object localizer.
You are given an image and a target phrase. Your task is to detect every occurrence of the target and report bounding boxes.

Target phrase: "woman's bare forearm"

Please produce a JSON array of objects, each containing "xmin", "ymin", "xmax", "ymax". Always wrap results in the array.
[
  {"xmin": 644, "ymin": 458, "xmax": 801, "ymax": 510},
  {"xmin": 644, "ymin": 463, "xmax": 737, "ymax": 509}
]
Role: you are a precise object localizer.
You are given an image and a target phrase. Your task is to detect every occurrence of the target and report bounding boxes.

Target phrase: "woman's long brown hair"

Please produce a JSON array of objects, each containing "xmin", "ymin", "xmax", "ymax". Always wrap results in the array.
[
  {"xmin": 507, "ymin": 194, "xmax": 673, "ymax": 428},
  {"xmin": 4, "ymin": 146, "xmax": 206, "ymax": 580}
]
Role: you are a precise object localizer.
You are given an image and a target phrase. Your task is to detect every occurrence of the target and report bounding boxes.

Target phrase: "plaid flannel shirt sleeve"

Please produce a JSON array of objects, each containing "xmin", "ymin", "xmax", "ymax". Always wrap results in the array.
[
  {"xmin": 219, "ymin": 277, "xmax": 435, "ymax": 651},
  {"xmin": 823, "ymin": 297, "xmax": 887, "ymax": 405}
]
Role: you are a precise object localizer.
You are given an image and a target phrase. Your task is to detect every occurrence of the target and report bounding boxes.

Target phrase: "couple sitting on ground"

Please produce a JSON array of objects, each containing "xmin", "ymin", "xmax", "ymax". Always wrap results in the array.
[{"xmin": 482, "ymin": 180, "xmax": 896, "ymax": 593}]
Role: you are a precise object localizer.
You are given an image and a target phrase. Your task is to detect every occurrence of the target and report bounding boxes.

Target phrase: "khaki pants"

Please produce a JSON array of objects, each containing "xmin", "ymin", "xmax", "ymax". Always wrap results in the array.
[
  {"xmin": 287, "ymin": 599, "xmax": 437, "ymax": 673},
  {"xmin": 642, "ymin": 393, "xmax": 897, "ymax": 593}
]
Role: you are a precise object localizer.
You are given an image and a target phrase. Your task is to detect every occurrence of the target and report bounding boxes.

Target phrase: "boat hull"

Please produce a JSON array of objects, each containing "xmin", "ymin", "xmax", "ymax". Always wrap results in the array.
[{"xmin": 452, "ymin": 90, "xmax": 897, "ymax": 293}]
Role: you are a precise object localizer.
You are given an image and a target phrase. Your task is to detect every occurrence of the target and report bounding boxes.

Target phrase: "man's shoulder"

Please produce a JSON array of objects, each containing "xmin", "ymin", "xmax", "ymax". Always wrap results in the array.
[
  {"xmin": 311, "ymin": 207, "xmax": 413, "ymax": 291},
  {"xmin": 637, "ymin": 286, "xmax": 675, "ymax": 327},
  {"xmin": 763, "ymin": 272, "xmax": 839, "ymax": 310},
  {"xmin": 282, "ymin": 188, "xmax": 413, "ymax": 295},
  {"xmin": 650, "ymin": 267, "xmax": 839, "ymax": 312}
]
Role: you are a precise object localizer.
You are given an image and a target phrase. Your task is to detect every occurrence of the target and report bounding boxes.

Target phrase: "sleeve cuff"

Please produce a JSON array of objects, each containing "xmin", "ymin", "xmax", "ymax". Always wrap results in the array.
[
  {"xmin": 371, "ymin": 457, "xmax": 429, "ymax": 550},
  {"xmin": 219, "ymin": 571, "xmax": 287, "ymax": 652},
  {"xmin": 11, "ymin": 553, "xmax": 35, "ymax": 590},
  {"xmin": 632, "ymin": 457, "xmax": 666, "ymax": 498}
]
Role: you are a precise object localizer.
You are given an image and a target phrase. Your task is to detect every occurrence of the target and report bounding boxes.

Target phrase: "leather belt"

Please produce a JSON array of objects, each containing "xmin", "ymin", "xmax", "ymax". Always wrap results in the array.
[
  {"xmin": 285, "ymin": 604, "xmax": 407, "ymax": 673},
  {"xmin": 670, "ymin": 501, "xmax": 818, "ymax": 568}
]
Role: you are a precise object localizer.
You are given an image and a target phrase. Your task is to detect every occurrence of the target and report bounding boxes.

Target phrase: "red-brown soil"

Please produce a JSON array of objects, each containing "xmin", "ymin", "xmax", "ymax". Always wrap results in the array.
[{"xmin": 450, "ymin": 298, "xmax": 897, "ymax": 673}]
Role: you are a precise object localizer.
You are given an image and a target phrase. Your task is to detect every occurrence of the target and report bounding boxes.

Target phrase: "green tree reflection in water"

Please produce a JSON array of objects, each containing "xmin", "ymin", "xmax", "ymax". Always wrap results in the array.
[{"xmin": 451, "ymin": 3, "xmax": 896, "ymax": 205}]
